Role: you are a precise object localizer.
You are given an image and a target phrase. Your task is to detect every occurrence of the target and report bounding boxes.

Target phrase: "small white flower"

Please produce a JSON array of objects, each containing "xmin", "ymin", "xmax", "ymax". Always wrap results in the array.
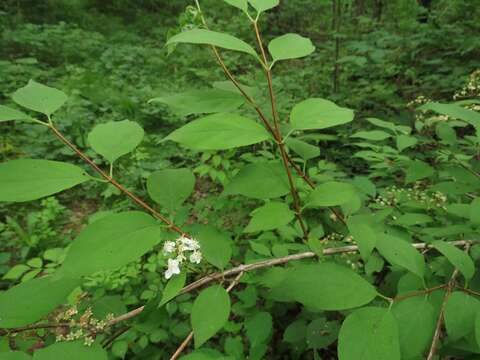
[
  {"xmin": 163, "ymin": 241, "xmax": 176, "ymax": 254},
  {"xmin": 189, "ymin": 251, "xmax": 202, "ymax": 264},
  {"xmin": 165, "ymin": 258, "xmax": 181, "ymax": 279},
  {"xmin": 178, "ymin": 236, "xmax": 200, "ymax": 251}
]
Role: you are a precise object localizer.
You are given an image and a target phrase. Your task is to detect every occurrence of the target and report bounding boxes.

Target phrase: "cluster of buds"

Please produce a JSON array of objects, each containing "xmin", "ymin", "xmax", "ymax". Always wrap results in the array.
[
  {"xmin": 407, "ymin": 95, "xmax": 430, "ymax": 108},
  {"xmin": 375, "ymin": 184, "xmax": 447, "ymax": 210},
  {"xmin": 163, "ymin": 235, "xmax": 202, "ymax": 279},
  {"xmin": 454, "ymin": 69, "xmax": 480, "ymax": 100},
  {"xmin": 55, "ymin": 306, "xmax": 114, "ymax": 346}
]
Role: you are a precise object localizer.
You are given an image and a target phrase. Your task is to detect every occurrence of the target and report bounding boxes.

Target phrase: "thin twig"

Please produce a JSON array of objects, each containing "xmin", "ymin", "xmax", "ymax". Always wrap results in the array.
[
  {"xmin": 168, "ymin": 272, "xmax": 244, "ymax": 360},
  {"xmin": 102, "ymin": 326, "xmax": 131, "ymax": 349},
  {"xmin": 48, "ymin": 124, "xmax": 186, "ymax": 236},
  {"xmin": 393, "ymin": 284, "xmax": 447, "ymax": 303}
]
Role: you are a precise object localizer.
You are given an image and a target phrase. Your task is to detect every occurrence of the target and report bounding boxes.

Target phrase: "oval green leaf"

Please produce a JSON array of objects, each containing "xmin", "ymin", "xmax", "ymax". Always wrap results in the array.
[
  {"xmin": 33, "ymin": 341, "xmax": 108, "ymax": 360},
  {"xmin": 194, "ymin": 225, "xmax": 232, "ymax": 270},
  {"xmin": 433, "ymin": 240, "xmax": 475, "ymax": 281},
  {"xmin": 166, "ymin": 29, "xmax": 257, "ymax": 57},
  {"xmin": 147, "ymin": 168, "xmax": 195, "ymax": 213},
  {"xmin": 338, "ymin": 307, "xmax": 400, "ymax": 360},
  {"xmin": 0, "ymin": 276, "xmax": 80, "ymax": 328},
  {"xmin": 244, "ymin": 202, "xmax": 295, "ymax": 232},
  {"xmin": 268, "ymin": 34, "xmax": 315, "ymax": 63},
  {"xmin": 159, "ymin": 271, "xmax": 187, "ymax": 307},
  {"xmin": 59, "ymin": 212, "xmax": 160, "ymax": 277},
  {"xmin": 444, "ymin": 292, "xmax": 480, "ymax": 341},
  {"xmin": 306, "ymin": 181, "xmax": 357, "ymax": 207},
  {"xmin": 12, "ymin": 80, "xmax": 67, "ymax": 117},
  {"xmin": 291, "ymin": 98, "xmax": 354, "ymax": 131},
  {"xmin": 0, "ymin": 159, "xmax": 90, "ymax": 202},
  {"xmin": 0, "ymin": 105, "xmax": 32, "ymax": 122},
  {"xmin": 165, "ymin": 113, "xmax": 271, "ymax": 150},
  {"xmin": 248, "ymin": 0, "xmax": 279, "ymax": 13},
  {"xmin": 191, "ymin": 285, "xmax": 231, "ymax": 348},
  {"xmin": 88, "ymin": 120, "xmax": 144, "ymax": 164}
]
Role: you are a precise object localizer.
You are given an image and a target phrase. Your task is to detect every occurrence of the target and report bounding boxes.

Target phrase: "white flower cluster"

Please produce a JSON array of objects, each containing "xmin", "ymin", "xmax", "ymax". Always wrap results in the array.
[{"xmin": 163, "ymin": 235, "xmax": 202, "ymax": 279}]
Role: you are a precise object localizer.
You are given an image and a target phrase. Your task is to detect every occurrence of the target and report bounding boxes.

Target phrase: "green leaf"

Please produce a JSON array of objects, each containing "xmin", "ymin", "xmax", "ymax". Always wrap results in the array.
[
  {"xmin": 12, "ymin": 80, "xmax": 67, "ymax": 116},
  {"xmin": 291, "ymin": 98, "xmax": 354, "ymax": 130},
  {"xmin": 395, "ymin": 213, "xmax": 433, "ymax": 226},
  {"xmin": 0, "ymin": 276, "xmax": 79, "ymax": 328},
  {"xmin": 285, "ymin": 138, "xmax": 320, "ymax": 160},
  {"xmin": 245, "ymin": 312, "xmax": 273, "ymax": 348},
  {"xmin": 0, "ymin": 105, "xmax": 32, "ymax": 122},
  {"xmin": 347, "ymin": 215, "xmax": 377, "ymax": 260},
  {"xmin": 165, "ymin": 113, "xmax": 270, "ymax": 150},
  {"xmin": 396, "ymin": 135, "xmax": 417, "ymax": 152},
  {"xmin": 159, "ymin": 271, "xmax": 187, "ymax": 307},
  {"xmin": 376, "ymin": 235, "xmax": 425, "ymax": 279},
  {"xmin": 2, "ymin": 264, "xmax": 30, "ymax": 280},
  {"xmin": 444, "ymin": 292, "xmax": 480, "ymax": 341},
  {"xmin": 91, "ymin": 296, "xmax": 127, "ymax": 319},
  {"xmin": 0, "ymin": 159, "xmax": 90, "ymax": 202},
  {"xmin": 1, "ymin": 352, "xmax": 32, "ymax": 360},
  {"xmin": 475, "ymin": 310, "xmax": 480, "ymax": 349},
  {"xmin": 365, "ymin": 117, "xmax": 397, "ymax": 132},
  {"xmin": 306, "ymin": 318, "xmax": 339, "ymax": 350},
  {"xmin": 88, "ymin": 120, "xmax": 144, "ymax": 164},
  {"xmin": 244, "ymin": 202, "xmax": 295, "ymax": 232},
  {"xmin": 149, "ymin": 89, "xmax": 244, "ymax": 117},
  {"xmin": 306, "ymin": 181, "xmax": 356, "ymax": 207},
  {"xmin": 268, "ymin": 34, "xmax": 315, "ymax": 63},
  {"xmin": 223, "ymin": 161, "xmax": 289, "ymax": 199},
  {"xmin": 147, "ymin": 168, "xmax": 195, "ymax": 213},
  {"xmin": 470, "ymin": 198, "xmax": 480, "ymax": 225},
  {"xmin": 33, "ymin": 341, "xmax": 108, "ymax": 360},
  {"xmin": 433, "ymin": 241, "xmax": 475, "ymax": 281},
  {"xmin": 338, "ymin": 307, "xmax": 400, "ymax": 360},
  {"xmin": 392, "ymin": 297, "xmax": 435, "ymax": 359},
  {"xmin": 272, "ymin": 263, "xmax": 377, "ymax": 310},
  {"xmin": 166, "ymin": 29, "xmax": 257, "ymax": 57},
  {"xmin": 420, "ymin": 102, "xmax": 480, "ymax": 129},
  {"xmin": 351, "ymin": 130, "xmax": 392, "ymax": 141},
  {"xmin": 223, "ymin": 0, "xmax": 249, "ymax": 13},
  {"xmin": 405, "ymin": 160, "xmax": 434, "ymax": 184},
  {"xmin": 191, "ymin": 285, "xmax": 231, "ymax": 348},
  {"xmin": 195, "ymin": 225, "xmax": 232, "ymax": 270},
  {"xmin": 248, "ymin": 0, "xmax": 279, "ymax": 13},
  {"xmin": 59, "ymin": 212, "xmax": 160, "ymax": 277}
]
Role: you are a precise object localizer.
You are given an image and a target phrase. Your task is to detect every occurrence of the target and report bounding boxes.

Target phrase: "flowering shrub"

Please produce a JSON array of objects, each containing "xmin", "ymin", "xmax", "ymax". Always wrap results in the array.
[{"xmin": 0, "ymin": 1, "xmax": 479, "ymax": 359}]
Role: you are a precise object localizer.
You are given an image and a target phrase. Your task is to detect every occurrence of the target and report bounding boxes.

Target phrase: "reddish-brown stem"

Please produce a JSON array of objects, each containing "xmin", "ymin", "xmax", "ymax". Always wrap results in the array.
[
  {"xmin": 393, "ymin": 284, "xmax": 447, "ymax": 303},
  {"xmin": 48, "ymin": 124, "xmax": 186, "ymax": 236}
]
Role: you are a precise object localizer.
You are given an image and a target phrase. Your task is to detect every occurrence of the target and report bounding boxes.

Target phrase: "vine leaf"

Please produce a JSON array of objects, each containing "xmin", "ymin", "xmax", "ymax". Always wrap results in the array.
[
  {"xmin": 191, "ymin": 285, "xmax": 231, "ymax": 348},
  {"xmin": 0, "ymin": 159, "xmax": 90, "ymax": 202},
  {"xmin": 12, "ymin": 80, "xmax": 67, "ymax": 117}
]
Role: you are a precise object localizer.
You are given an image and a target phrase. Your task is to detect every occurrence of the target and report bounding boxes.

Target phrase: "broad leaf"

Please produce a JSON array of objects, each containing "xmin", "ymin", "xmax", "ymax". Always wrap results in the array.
[
  {"xmin": 404, "ymin": 160, "xmax": 434, "ymax": 184},
  {"xmin": 0, "ymin": 276, "xmax": 79, "ymax": 328},
  {"xmin": 347, "ymin": 215, "xmax": 377, "ymax": 260},
  {"xmin": 165, "ymin": 113, "xmax": 271, "ymax": 150},
  {"xmin": 244, "ymin": 202, "xmax": 295, "ymax": 232},
  {"xmin": 268, "ymin": 34, "xmax": 315, "ymax": 63},
  {"xmin": 33, "ymin": 341, "xmax": 108, "ymax": 360},
  {"xmin": 0, "ymin": 159, "xmax": 90, "ymax": 202},
  {"xmin": 88, "ymin": 120, "xmax": 144, "ymax": 164},
  {"xmin": 59, "ymin": 212, "xmax": 160, "ymax": 277},
  {"xmin": 0, "ymin": 105, "xmax": 32, "ymax": 122},
  {"xmin": 149, "ymin": 89, "xmax": 244, "ymax": 116},
  {"xmin": 223, "ymin": 161, "xmax": 290, "ymax": 199},
  {"xmin": 191, "ymin": 285, "xmax": 231, "ymax": 348},
  {"xmin": 2, "ymin": 352, "xmax": 31, "ymax": 360},
  {"xmin": 194, "ymin": 225, "xmax": 232, "ymax": 269},
  {"xmin": 147, "ymin": 168, "xmax": 195, "ymax": 213},
  {"xmin": 444, "ymin": 292, "xmax": 480, "ymax": 341},
  {"xmin": 166, "ymin": 29, "xmax": 257, "ymax": 57},
  {"xmin": 394, "ymin": 213, "xmax": 432, "ymax": 226},
  {"xmin": 159, "ymin": 271, "xmax": 187, "ymax": 307},
  {"xmin": 351, "ymin": 130, "xmax": 392, "ymax": 141},
  {"xmin": 248, "ymin": 0, "xmax": 279, "ymax": 13},
  {"xmin": 420, "ymin": 102, "xmax": 480, "ymax": 129},
  {"xmin": 392, "ymin": 297, "xmax": 435, "ymax": 359},
  {"xmin": 376, "ymin": 235, "xmax": 425, "ymax": 279},
  {"xmin": 471, "ymin": 198, "xmax": 480, "ymax": 225},
  {"xmin": 285, "ymin": 138, "xmax": 320, "ymax": 160},
  {"xmin": 12, "ymin": 80, "xmax": 67, "ymax": 116},
  {"xmin": 291, "ymin": 98, "xmax": 354, "ymax": 131},
  {"xmin": 396, "ymin": 135, "xmax": 417, "ymax": 152},
  {"xmin": 338, "ymin": 307, "xmax": 400, "ymax": 360},
  {"xmin": 223, "ymin": 0, "xmax": 248, "ymax": 13},
  {"xmin": 433, "ymin": 240, "xmax": 475, "ymax": 281},
  {"xmin": 245, "ymin": 312, "xmax": 273, "ymax": 348},
  {"xmin": 307, "ymin": 181, "xmax": 356, "ymax": 207},
  {"xmin": 272, "ymin": 263, "xmax": 377, "ymax": 310}
]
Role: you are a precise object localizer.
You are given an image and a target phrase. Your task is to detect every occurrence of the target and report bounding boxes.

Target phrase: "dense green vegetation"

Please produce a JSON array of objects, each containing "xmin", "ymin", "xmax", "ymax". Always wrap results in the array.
[{"xmin": 0, "ymin": 0, "xmax": 480, "ymax": 359}]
